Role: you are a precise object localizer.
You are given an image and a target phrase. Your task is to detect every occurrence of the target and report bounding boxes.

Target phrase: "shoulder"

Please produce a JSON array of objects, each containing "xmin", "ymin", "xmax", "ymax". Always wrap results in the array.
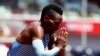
[
  {"xmin": 29, "ymin": 22, "xmax": 44, "ymax": 39},
  {"xmin": 29, "ymin": 22, "xmax": 43, "ymax": 32}
]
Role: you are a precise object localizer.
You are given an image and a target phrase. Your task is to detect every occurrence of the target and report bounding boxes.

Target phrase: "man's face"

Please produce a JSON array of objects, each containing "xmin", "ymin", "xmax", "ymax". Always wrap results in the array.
[{"xmin": 44, "ymin": 12, "xmax": 63, "ymax": 33}]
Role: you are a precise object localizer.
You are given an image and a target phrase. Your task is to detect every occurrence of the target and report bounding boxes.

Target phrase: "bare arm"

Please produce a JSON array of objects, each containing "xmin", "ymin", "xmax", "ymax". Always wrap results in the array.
[{"xmin": 29, "ymin": 22, "xmax": 62, "ymax": 56}]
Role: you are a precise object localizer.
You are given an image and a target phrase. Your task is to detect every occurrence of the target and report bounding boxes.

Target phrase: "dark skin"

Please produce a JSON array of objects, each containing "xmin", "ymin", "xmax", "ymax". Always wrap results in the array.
[
  {"xmin": 16, "ymin": 22, "xmax": 44, "ymax": 44},
  {"xmin": 41, "ymin": 11, "xmax": 63, "ymax": 35},
  {"xmin": 16, "ymin": 11, "xmax": 67, "ymax": 55},
  {"xmin": 16, "ymin": 11, "xmax": 63, "ymax": 44},
  {"xmin": 48, "ymin": 27, "xmax": 68, "ymax": 56}
]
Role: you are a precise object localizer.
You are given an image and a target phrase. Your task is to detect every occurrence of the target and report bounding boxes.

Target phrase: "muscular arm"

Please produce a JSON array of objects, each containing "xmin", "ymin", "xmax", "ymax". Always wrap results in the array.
[{"xmin": 30, "ymin": 22, "xmax": 60, "ymax": 56}]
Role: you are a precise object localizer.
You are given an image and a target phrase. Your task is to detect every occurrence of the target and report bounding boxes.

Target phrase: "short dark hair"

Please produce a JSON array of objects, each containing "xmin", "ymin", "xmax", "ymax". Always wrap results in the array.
[{"xmin": 40, "ymin": 4, "xmax": 63, "ymax": 21}]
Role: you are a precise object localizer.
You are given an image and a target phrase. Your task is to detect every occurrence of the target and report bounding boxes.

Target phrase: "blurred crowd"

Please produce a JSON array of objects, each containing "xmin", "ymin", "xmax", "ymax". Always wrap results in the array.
[{"xmin": 0, "ymin": 0, "xmax": 100, "ymax": 18}]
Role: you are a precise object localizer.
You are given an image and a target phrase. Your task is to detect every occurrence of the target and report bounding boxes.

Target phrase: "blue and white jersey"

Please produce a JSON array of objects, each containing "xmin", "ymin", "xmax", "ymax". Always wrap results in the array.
[
  {"xmin": 7, "ymin": 41, "xmax": 38, "ymax": 56},
  {"xmin": 42, "ymin": 34, "xmax": 50, "ymax": 48}
]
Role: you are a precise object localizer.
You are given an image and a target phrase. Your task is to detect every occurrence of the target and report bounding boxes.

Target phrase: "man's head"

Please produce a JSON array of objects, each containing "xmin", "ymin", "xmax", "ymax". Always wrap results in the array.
[{"xmin": 40, "ymin": 4, "xmax": 63, "ymax": 34}]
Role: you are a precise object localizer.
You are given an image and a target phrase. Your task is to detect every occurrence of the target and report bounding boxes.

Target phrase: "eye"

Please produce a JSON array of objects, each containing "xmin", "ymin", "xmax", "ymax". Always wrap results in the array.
[
  {"xmin": 54, "ymin": 20, "xmax": 62, "ymax": 25},
  {"xmin": 54, "ymin": 18, "xmax": 62, "ymax": 23}
]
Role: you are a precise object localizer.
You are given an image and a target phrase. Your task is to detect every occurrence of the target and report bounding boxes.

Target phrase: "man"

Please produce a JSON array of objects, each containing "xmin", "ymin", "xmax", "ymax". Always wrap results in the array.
[{"xmin": 8, "ymin": 4, "xmax": 67, "ymax": 56}]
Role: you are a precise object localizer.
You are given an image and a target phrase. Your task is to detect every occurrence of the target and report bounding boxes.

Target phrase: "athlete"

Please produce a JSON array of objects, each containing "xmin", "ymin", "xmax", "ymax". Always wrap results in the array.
[{"xmin": 8, "ymin": 4, "xmax": 67, "ymax": 56}]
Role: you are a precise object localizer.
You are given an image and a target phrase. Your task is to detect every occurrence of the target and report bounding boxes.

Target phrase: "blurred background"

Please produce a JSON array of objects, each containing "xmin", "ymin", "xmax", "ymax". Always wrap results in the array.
[{"xmin": 0, "ymin": 0, "xmax": 100, "ymax": 56}]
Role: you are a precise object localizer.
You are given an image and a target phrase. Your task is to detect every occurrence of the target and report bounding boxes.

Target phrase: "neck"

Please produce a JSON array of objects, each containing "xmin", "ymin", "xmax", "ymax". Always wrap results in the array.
[
  {"xmin": 41, "ymin": 23, "xmax": 55, "ymax": 35},
  {"xmin": 44, "ymin": 29, "xmax": 53, "ymax": 35}
]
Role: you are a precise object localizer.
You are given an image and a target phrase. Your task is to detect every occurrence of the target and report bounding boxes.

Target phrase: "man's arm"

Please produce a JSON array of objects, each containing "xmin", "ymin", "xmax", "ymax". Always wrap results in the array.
[
  {"xmin": 32, "ymin": 39, "xmax": 60, "ymax": 56},
  {"xmin": 29, "ymin": 22, "xmax": 64, "ymax": 56}
]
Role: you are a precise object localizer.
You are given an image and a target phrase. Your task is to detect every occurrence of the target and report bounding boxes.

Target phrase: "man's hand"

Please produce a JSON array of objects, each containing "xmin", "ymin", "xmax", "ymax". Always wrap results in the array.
[
  {"xmin": 55, "ymin": 27, "xmax": 68, "ymax": 56},
  {"xmin": 52, "ymin": 27, "xmax": 68, "ymax": 49}
]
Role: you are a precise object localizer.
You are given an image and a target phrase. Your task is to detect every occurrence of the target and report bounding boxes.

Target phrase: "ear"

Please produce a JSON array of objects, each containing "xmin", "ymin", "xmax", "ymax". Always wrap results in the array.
[{"xmin": 44, "ymin": 15, "xmax": 49, "ymax": 22}]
